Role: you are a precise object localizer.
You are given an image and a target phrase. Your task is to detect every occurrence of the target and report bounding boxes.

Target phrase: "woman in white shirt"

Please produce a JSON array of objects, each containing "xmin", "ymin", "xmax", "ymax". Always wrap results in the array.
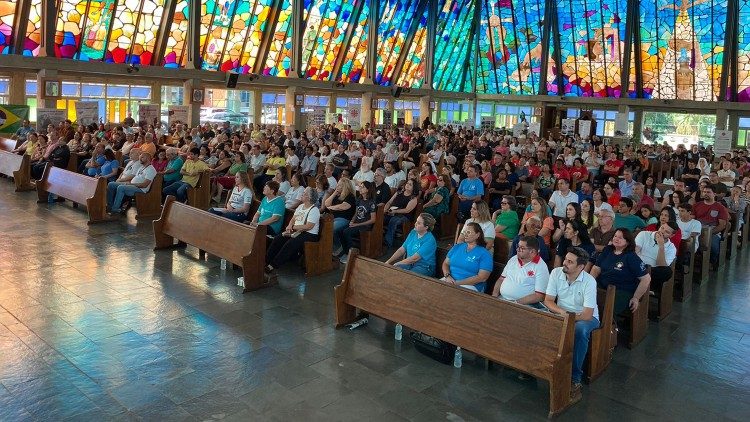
[
  {"xmin": 284, "ymin": 173, "xmax": 306, "ymax": 211},
  {"xmin": 265, "ymin": 187, "xmax": 321, "ymax": 273},
  {"xmin": 208, "ymin": 172, "xmax": 253, "ymax": 222}
]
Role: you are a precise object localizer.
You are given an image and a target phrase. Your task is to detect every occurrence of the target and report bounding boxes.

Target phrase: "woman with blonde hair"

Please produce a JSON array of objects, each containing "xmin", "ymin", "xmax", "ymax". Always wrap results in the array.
[
  {"xmin": 325, "ymin": 176, "xmax": 357, "ymax": 255},
  {"xmin": 456, "ymin": 200, "xmax": 495, "ymax": 251},
  {"xmin": 521, "ymin": 197, "xmax": 555, "ymax": 247}
]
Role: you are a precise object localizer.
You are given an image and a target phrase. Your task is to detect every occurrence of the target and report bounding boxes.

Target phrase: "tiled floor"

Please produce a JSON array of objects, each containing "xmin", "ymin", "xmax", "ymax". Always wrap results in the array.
[{"xmin": 0, "ymin": 180, "xmax": 748, "ymax": 421}]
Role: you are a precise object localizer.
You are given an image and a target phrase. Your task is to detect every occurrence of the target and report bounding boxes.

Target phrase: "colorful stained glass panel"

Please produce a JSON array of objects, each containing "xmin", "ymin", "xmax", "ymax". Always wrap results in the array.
[
  {"xmin": 735, "ymin": 0, "xmax": 750, "ymax": 100},
  {"xmin": 433, "ymin": 0, "xmax": 476, "ymax": 92},
  {"xmin": 105, "ymin": 0, "xmax": 165, "ymax": 65},
  {"xmin": 220, "ymin": 0, "xmax": 272, "ymax": 73},
  {"xmin": 164, "ymin": 0, "xmax": 189, "ymax": 67},
  {"xmin": 477, "ymin": 0, "xmax": 546, "ymax": 94},
  {"xmin": 301, "ymin": 0, "xmax": 361, "ymax": 81},
  {"xmin": 396, "ymin": 4, "xmax": 428, "ymax": 88},
  {"xmin": 0, "ymin": 0, "xmax": 17, "ymax": 54},
  {"xmin": 24, "ymin": 0, "xmax": 42, "ymax": 56},
  {"xmin": 263, "ymin": 0, "xmax": 293, "ymax": 77},
  {"xmin": 375, "ymin": 0, "xmax": 426, "ymax": 86},
  {"xmin": 338, "ymin": 0, "xmax": 368, "ymax": 83}
]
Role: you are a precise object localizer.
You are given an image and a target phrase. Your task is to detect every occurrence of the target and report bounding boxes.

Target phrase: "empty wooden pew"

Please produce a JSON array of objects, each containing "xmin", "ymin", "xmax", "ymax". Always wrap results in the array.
[
  {"xmin": 0, "ymin": 150, "xmax": 34, "ymax": 191},
  {"xmin": 303, "ymin": 213, "xmax": 335, "ymax": 277},
  {"xmin": 586, "ymin": 285, "xmax": 616, "ymax": 383},
  {"xmin": 153, "ymin": 196, "xmax": 270, "ymax": 292},
  {"xmin": 36, "ymin": 165, "xmax": 107, "ymax": 224},
  {"xmin": 360, "ymin": 204, "xmax": 385, "ymax": 258},
  {"xmin": 334, "ymin": 251, "xmax": 578, "ymax": 418},
  {"xmin": 186, "ymin": 170, "xmax": 211, "ymax": 210},
  {"xmin": 439, "ymin": 194, "xmax": 458, "ymax": 241},
  {"xmin": 134, "ymin": 173, "xmax": 164, "ymax": 220}
]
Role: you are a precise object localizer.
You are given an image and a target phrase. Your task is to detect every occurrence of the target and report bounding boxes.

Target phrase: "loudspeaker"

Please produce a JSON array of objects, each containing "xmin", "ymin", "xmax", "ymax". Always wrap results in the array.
[
  {"xmin": 226, "ymin": 73, "xmax": 239, "ymax": 88},
  {"xmin": 391, "ymin": 86, "xmax": 403, "ymax": 98}
]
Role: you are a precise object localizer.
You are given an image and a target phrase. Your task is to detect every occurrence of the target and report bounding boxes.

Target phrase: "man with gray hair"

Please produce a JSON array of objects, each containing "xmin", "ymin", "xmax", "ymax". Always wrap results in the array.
[
  {"xmin": 373, "ymin": 168, "xmax": 392, "ymax": 206},
  {"xmin": 631, "ymin": 182, "xmax": 654, "ymax": 212},
  {"xmin": 163, "ymin": 147, "xmax": 184, "ymax": 185},
  {"xmin": 588, "ymin": 208, "xmax": 616, "ymax": 267}
]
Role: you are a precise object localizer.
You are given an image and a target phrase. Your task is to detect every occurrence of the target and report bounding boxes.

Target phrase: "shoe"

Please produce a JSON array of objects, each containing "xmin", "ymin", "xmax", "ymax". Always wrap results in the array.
[
  {"xmin": 264, "ymin": 265, "xmax": 274, "ymax": 274},
  {"xmin": 339, "ymin": 255, "xmax": 348, "ymax": 264},
  {"xmin": 108, "ymin": 208, "xmax": 123, "ymax": 215},
  {"xmin": 332, "ymin": 246, "xmax": 343, "ymax": 256},
  {"xmin": 570, "ymin": 382, "xmax": 582, "ymax": 403}
]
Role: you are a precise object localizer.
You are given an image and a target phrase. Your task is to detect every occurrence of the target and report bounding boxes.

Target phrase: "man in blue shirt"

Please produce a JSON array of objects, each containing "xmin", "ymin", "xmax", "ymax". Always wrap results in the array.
[
  {"xmin": 457, "ymin": 164, "xmax": 484, "ymax": 220},
  {"xmin": 12, "ymin": 120, "xmax": 33, "ymax": 143},
  {"xmin": 618, "ymin": 169, "xmax": 636, "ymax": 198},
  {"xmin": 576, "ymin": 181, "xmax": 593, "ymax": 203}
]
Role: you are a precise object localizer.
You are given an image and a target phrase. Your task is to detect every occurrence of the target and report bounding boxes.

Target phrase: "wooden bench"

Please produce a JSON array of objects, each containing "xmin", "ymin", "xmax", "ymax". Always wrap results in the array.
[
  {"xmin": 186, "ymin": 170, "xmax": 211, "ymax": 210},
  {"xmin": 721, "ymin": 211, "xmax": 739, "ymax": 262},
  {"xmin": 303, "ymin": 213, "xmax": 335, "ymax": 277},
  {"xmin": 360, "ymin": 204, "xmax": 384, "ymax": 258},
  {"xmin": 134, "ymin": 173, "xmax": 164, "ymax": 220},
  {"xmin": 66, "ymin": 154, "xmax": 80, "ymax": 174},
  {"xmin": 585, "ymin": 285, "xmax": 616, "ymax": 383},
  {"xmin": 0, "ymin": 138, "xmax": 20, "ymax": 152},
  {"xmin": 674, "ymin": 237, "xmax": 695, "ymax": 302},
  {"xmin": 625, "ymin": 293, "xmax": 649, "ymax": 349},
  {"xmin": 439, "ymin": 194, "xmax": 458, "ymax": 241},
  {"xmin": 36, "ymin": 165, "xmax": 107, "ymax": 224},
  {"xmin": 740, "ymin": 210, "xmax": 749, "ymax": 250},
  {"xmin": 0, "ymin": 150, "xmax": 34, "ymax": 191},
  {"xmin": 648, "ymin": 261, "xmax": 676, "ymax": 321},
  {"xmin": 334, "ymin": 250, "xmax": 578, "ymax": 418},
  {"xmin": 693, "ymin": 226, "xmax": 712, "ymax": 284},
  {"xmin": 153, "ymin": 196, "xmax": 270, "ymax": 292}
]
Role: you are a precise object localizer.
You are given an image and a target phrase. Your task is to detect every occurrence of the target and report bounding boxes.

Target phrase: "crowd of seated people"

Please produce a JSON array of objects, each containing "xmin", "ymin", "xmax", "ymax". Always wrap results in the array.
[{"xmin": 10, "ymin": 113, "xmax": 750, "ymax": 403}]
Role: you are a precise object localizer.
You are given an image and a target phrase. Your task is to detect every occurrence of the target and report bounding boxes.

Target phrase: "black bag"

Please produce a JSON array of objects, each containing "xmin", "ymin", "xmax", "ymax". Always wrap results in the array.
[{"xmin": 410, "ymin": 331, "xmax": 456, "ymax": 365}]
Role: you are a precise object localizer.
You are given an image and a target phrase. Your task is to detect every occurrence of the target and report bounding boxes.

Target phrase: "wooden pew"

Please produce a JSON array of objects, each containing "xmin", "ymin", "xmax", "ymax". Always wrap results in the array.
[
  {"xmin": 674, "ymin": 237, "xmax": 695, "ymax": 302},
  {"xmin": 585, "ymin": 285, "xmax": 616, "ymax": 383},
  {"xmin": 439, "ymin": 194, "xmax": 458, "ymax": 241},
  {"xmin": 721, "ymin": 212, "xmax": 739, "ymax": 262},
  {"xmin": 153, "ymin": 196, "xmax": 269, "ymax": 292},
  {"xmin": 66, "ymin": 154, "xmax": 80, "ymax": 174},
  {"xmin": 0, "ymin": 138, "xmax": 20, "ymax": 152},
  {"xmin": 741, "ymin": 210, "xmax": 749, "ymax": 250},
  {"xmin": 334, "ymin": 251, "xmax": 578, "ymax": 418},
  {"xmin": 693, "ymin": 226, "xmax": 712, "ymax": 284},
  {"xmin": 303, "ymin": 213, "xmax": 335, "ymax": 277},
  {"xmin": 0, "ymin": 150, "xmax": 34, "ymax": 191},
  {"xmin": 360, "ymin": 204, "xmax": 385, "ymax": 258},
  {"xmin": 625, "ymin": 293, "xmax": 649, "ymax": 349},
  {"xmin": 134, "ymin": 173, "xmax": 164, "ymax": 220},
  {"xmin": 36, "ymin": 165, "xmax": 107, "ymax": 224},
  {"xmin": 648, "ymin": 261, "xmax": 676, "ymax": 321},
  {"xmin": 399, "ymin": 200, "xmax": 423, "ymax": 240},
  {"xmin": 186, "ymin": 170, "xmax": 211, "ymax": 210}
]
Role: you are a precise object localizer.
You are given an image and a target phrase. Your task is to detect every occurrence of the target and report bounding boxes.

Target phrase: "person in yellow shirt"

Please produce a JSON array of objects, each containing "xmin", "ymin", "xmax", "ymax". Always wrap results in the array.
[
  {"xmin": 255, "ymin": 144, "xmax": 286, "ymax": 192},
  {"xmin": 162, "ymin": 147, "xmax": 209, "ymax": 203}
]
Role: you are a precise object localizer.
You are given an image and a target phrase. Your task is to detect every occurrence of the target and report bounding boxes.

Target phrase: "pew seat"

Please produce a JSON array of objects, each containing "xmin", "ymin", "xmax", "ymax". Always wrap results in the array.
[
  {"xmin": 36, "ymin": 165, "xmax": 107, "ymax": 224},
  {"xmin": 303, "ymin": 213, "xmax": 335, "ymax": 277},
  {"xmin": 359, "ymin": 204, "xmax": 385, "ymax": 258},
  {"xmin": 0, "ymin": 150, "xmax": 34, "ymax": 191},
  {"xmin": 153, "ymin": 196, "xmax": 270, "ymax": 292}
]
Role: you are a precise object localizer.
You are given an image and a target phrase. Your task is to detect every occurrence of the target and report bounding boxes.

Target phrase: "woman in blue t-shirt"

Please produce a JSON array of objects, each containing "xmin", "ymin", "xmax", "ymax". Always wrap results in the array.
[
  {"xmin": 440, "ymin": 222, "xmax": 493, "ymax": 293},
  {"xmin": 98, "ymin": 149, "xmax": 120, "ymax": 182},
  {"xmin": 589, "ymin": 228, "xmax": 651, "ymax": 315},
  {"xmin": 385, "ymin": 213, "xmax": 437, "ymax": 277}
]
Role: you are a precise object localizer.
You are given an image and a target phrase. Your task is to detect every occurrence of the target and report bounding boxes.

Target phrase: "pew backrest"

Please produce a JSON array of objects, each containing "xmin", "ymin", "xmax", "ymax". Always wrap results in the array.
[
  {"xmin": 0, "ymin": 138, "xmax": 20, "ymax": 152},
  {"xmin": 36, "ymin": 165, "xmax": 107, "ymax": 223}
]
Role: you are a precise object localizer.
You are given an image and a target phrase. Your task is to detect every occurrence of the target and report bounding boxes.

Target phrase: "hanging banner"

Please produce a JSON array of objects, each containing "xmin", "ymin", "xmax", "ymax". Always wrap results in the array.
[
  {"xmin": 561, "ymin": 118, "xmax": 576, "ymax": 135},
  {"xmin": 481, "ymin": 116, "xmax": 496, "ymax": 132},
  {"xmin": 382, "ymin": 109, "xmax": 393, "ymax": 127},
  {"xmin": 614, "ymin": 112, "xmax": 629, "ymax": 136},
  {"xmin": 0, "ymin": 105, "xmax": 30, "ymax": 134},
  {"xmin": 714, "ymin": 129, "xmax": 732, "ymax": 156},
  {"xmin": 36, "ymin": 108, "xmax": 67, "ymax": 133},
  {"xmin": 306, "ymin": 110, "xmax": 326, "ymax": 127},
  {"xmin": 168, "ymin": 105, "xmax": 189, "ymax": 125},
  {"xmin": 346, "ymin": 107, "xmax": 361, "ymax": 129},
  {"xmin": 528, "ymin": 121, "xmax": 541, "ymax": 137},
  {"xmin": 138, "ymin": 104, "xmax": 160, "ymax": 126},
  {"xmin": 578, "ymin": 120, "xmax": 592, "ymax": 138},
  {"xmin": 75, "ymin": 102, "xmax": 99, "ymax": 127},
  {"xmin": 512, "ymin": 122, "xmax": 525, "ymax": 137}
]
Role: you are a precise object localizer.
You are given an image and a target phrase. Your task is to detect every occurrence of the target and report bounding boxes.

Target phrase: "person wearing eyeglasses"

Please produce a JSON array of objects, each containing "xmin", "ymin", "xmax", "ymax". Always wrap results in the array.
[
  {"xmin": 511, "ymin": 216, "xmax": 550, "ymax": 263},
  {"xmin": 492, "ymin": 195, "xmax": 520, "ymax": 241},
  {"xmin": 492, "ymin": 236, "xmax": 549, "ymax": 306}
]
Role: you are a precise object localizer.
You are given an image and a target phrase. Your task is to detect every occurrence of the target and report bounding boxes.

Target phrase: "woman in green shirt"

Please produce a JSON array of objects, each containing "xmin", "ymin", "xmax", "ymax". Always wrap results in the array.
[
  {"xmin": 493, "ymin": 195, "xmax": 520, "ymax": 241},
  {"xmin": 423, "ymin": 174, "xmax": 451, "ymax": 220},
  {"xmin": 213, "ymin": 151, "xmax": 249, "ymax": 202}
]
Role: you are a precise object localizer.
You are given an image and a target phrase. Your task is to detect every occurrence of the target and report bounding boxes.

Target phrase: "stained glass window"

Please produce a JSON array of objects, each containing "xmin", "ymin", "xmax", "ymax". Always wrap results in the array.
[
  {"xmin": 0, "ymin": 0, "xmax": 17, "ymax": 54},
  {"xmin": 338, "ymin": 0, "xmax": 369, "ymax": 83},
  {"xmin": 639, "ymin": 0, "xmax": 727, "ymax": 101},
  {"xmin": 199, "ymin": 0, "xmax": 233, "ymax": 71},
  {"xmin": 301, "ymin": 0, "xmax": 362, "ymax": 81},
  {"xmin": 736, "ymin": 0, "xmax": 750, "ymax": 101},
  {"xmin": 375, "ymin": 0, "xmax": 427, "ymax": 86},
  {"xmin": 552, "ymin": 0, "xmax": 628, "ymax": 97},
  {"xmin": 477, "ymin": 0, "xmax": 546, "ymax": 94},
  {"xmin": 164, "ymin": 0, "xmax": 189, "ymax": 68},
  {"xmin": 263, "ymin": 0, "xmax": 293, "ymax": 77},
  {"xmin": 433, "ymin": 0, "xmax": 476, "ymax": 92},
  {"xmin": 105, "ymin": 0, "xmax": 165, "ymax": 65},
  {"xmin": 24, "ymin": 0, "xmax": 43, "ymax": 56},
  {"xmin": 220, "ymin": 0, "xmax": 273, "ymax": 73},
  {"xmin": 395, "ymin": 4, "xmax": 429, "ymax": 88}
]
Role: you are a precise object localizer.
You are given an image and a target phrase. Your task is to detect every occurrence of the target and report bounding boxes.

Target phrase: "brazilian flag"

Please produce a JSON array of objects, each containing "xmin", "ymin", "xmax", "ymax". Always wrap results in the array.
[{"xmin": 0, "ymin": 105, "xmax": 30, "ymax": 134}]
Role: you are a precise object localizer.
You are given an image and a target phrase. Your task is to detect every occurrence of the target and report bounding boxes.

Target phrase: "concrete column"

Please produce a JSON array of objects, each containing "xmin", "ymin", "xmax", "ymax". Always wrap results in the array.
[
  {"xmin": 151, "ymin": 81, "xmax": 162, "ymax": 108},
  {"xmin": 419, "ymin": 95, "xmax": 430, "ymax": 127},
  {"xmin": 361, "ymin": 91, "xmax": 373, "ymax": 128},
  {"xmin": 284, "ymin": 86, "xmax": 303, "ymax": 131},
  {"xmin": 182, "ymin": 79, "xmax": 201, "ymax": 127},
  {"xmin": 252, "ymin": 90, "xmax": 262, "ymax": 125},
  {"xmin": 631, "ymin": 107, "xmax": 644, "ymax": 143},
  {"xmin": 8, "ymin": 71, "xmax": 26, "ymax": 105},
  {"xmin": 728, "ymin": 112, "xmax": 740, "ymax": 148},
  {"xmin": 329, "ymin": 94, "xmax": 337, "ymax": 114},
  {"xmin": 388, "ymin": 98, "xmax": 395, "ymax": 126},
  {"xmin": 715, "ymin": 108, "xmax": 728, "ymax": 131},
  {"xmin": 36, "ymin": 69, "xmax": 58, "ymax": 109}
]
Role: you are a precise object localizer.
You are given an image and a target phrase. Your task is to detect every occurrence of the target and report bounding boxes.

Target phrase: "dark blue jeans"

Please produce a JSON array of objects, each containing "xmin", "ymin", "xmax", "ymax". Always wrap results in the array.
[
  {"xmin": 163, "ymin": 180, "xmax": 191, "ymax": 203},
  {"xmin": 573, "ymin": 318, "xmax": 599, "ymax": 383}
]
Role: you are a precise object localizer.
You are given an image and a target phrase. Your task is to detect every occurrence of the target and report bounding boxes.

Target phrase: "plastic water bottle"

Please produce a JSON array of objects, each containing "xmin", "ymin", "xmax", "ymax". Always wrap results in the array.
[
  {"xmin": 236, "ymin": 276, "xmax": 244, "ymax": 287},
  {"xmin": 220, "ymin": 259, "xmax": 227, "ymax": 270},
  {"xmin": 453, "ymin": 347, "xmax": 462, "ymax": 368},
  {"xmin": 347, "ymin": 317, "xmax": 369, "ymax": 330},
  {"xmin": 394, "ymin": 324, "xmax": 403, "ymax": 341}
]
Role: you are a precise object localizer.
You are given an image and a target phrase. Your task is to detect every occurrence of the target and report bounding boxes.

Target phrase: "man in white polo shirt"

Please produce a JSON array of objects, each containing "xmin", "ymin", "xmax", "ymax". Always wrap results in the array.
[
  {"xmin": 544, "ymin": 247, "xmax": 599, "ymax": 403},
  {"xmin": 635, "ymin": 221, "xmax": 678, "ymax": 292},
  {"xmin": 492, "ymin": 236, "xmax": 550, "ymax": 305},
  {"xmin": 549, "ymin": 178, "xmax": 578, "ymax": 218}
]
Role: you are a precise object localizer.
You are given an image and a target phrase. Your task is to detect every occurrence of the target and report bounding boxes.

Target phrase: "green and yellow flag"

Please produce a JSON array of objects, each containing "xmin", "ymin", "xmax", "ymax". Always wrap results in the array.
[{"xmin": 0, "ymin": 105, "xmax": 30, "ymax": 134}]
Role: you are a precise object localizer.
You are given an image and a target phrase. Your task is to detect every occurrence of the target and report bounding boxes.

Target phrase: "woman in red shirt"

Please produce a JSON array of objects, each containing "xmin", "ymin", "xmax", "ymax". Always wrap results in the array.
[
  {"xmin": 604, "ymin": 182, "xmax": 621, "ymax": 206},
  {"xmin": 570, "ymin": 157, "xmax": 589, "ymax": 187}
]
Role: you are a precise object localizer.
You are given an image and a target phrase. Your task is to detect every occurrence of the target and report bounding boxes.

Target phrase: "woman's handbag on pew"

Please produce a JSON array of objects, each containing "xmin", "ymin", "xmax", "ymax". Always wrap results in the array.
[{"xmin": 410, "ymin": 331, "xmax": 456, "ymax": 365}]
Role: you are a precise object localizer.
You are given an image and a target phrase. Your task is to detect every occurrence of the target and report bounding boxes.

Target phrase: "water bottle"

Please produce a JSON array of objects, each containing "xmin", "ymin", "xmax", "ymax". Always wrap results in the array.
[
  {"xmin": 220, "ymin": 259, "xmax": 227, "ymax": 270},
  {"xmin": 236, "ymin": 276, "xmax": 244, "ymax": 287},
  {"xmin": 347, "ymin": 317, "xmax": 369, "ymax": 330},
  {"xmin": 453, "ymin": 347, "xmax": 462, "ymax": 368},
  {"xmin": 394, "ymin": 324, "xmax": 402, "ymax": 341}
]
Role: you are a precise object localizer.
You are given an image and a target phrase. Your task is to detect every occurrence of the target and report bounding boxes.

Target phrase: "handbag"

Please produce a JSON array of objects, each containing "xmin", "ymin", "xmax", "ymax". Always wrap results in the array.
[
  {"xmin": 410, "ymin": 331, "xmax": 456, "ymax": 365},
  {"xmin": 289, "ymin": 205, "xmax": 314, "ymax": 238}
]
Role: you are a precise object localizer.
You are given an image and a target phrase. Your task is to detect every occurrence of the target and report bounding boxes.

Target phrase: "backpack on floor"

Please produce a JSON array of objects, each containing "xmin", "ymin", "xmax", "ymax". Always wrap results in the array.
[{"xmin": 410, "ymin": 331, "xmax": 456, "ymax": 365}]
